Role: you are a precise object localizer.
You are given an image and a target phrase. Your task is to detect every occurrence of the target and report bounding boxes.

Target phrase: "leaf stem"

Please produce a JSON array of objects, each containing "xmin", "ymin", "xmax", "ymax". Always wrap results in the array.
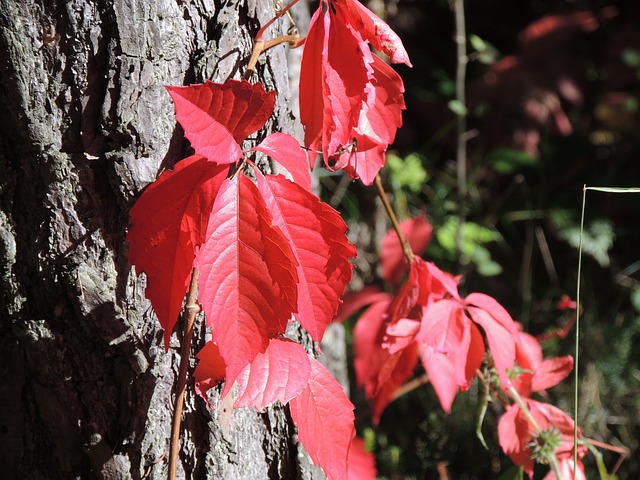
[
  {"xmin": 374, "ymin": 174, "xmax": 414, "ymax": 263},
  {"xmin": 168, "ymin": 267, "xmax": 201, "ymax": 480},
  {"xmin": 244, "ymin": 34, "xmax": 303, "ymax": 80},
  {"xmin": 255, "ymin": 0, "xmax": 301, "ymax": 41}
]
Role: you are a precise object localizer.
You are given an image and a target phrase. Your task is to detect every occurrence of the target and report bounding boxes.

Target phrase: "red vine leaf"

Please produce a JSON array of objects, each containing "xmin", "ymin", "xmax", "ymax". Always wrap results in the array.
[
  {"xmin": 195, "ymin": 174, "xmax": 299, "ymax": 391},
  {"xmin": 234, "ymin": 337, "xmax": 311, "ymax": 411},
  {"xmin": 289, "ymin": 357, "xmax": 355, "ymax": 480},
  {"xmin": 167, "ymin": 80, "xmax": 275, "ymax": 163},
  {"xmin": 256, "ymin": 172, "xmax": 356, "ymax": 341},
  {"xmin": 300, "ymin": 7, "xmax": 370, "ymax": 159},
  {"xmin": 339, "ymin": 0, "xmax": 412, "ymax": 67},
  {"xmin": 193, "ymin": 341, "xmax": 227, "ymax": 407},
  {"xmin": 380, "ymin": 213, "xmax": 433, "ymax": 287},
  {"xmin": 417, "ymin": 300, "xmax": 484, "ymax": 412},
  {"xmin": 251, "ymin": 133, "xmax": 312, "ymax": 191},
  {"xmin": 127, "ymin": 155, "xmax": 227, "ymax": 349},
  {"xmin": 334, "ymin": 286, "xmax": 391, "ymax": 324},
  {"xmin": 347, "ymin": 437, "xmax": 377, "ymax": 480}
]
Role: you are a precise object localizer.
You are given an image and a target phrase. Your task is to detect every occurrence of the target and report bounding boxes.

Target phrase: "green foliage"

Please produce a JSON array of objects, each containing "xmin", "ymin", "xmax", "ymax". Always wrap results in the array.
[
  {"xmin": 555, "ymin": 218, "xmax": 615, "ymax": 267},
  {"xmin": 487, "ymin": 148, "xmax": 537, "ymax": 174},
  {"xmin": 435, "ymin": 217, "xmax": 503, "ymax": 276}
]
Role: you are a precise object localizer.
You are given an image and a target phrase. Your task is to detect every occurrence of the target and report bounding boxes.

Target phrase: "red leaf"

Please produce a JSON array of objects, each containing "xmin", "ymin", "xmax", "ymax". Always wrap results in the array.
[
  {"xmin": 381, "ymin": 213, "xmax": 433, "ymax": 287},
  {"xmin": 499, "ymin": 399, "xmax": 587, "ymax": 477},
  {"xmin": 353, "ymin": 299, "xmax": 392, "ymax": 391},
  {"xmin": 289, "ymin": 357, "xmax": 355, "ymax": 480},
  {"xmin": 383, "ymin": 318, "xmax": 420, "ymax": 354},
  {"xmin": 331, "ymin": 55, "xmax": 406, "ymax": 185},
  {"xmin": 195, "ymin": 174, "xmax": 299, "ymax": 392},
  {"xmin": 347, "ymin": 437, "xmax": 377, "ymax": 480},
  {"xmin": 167, "ymin": 80, "xmax": 275, "ymax": 163},
  {"xmin": 370, "ymin": 344, "xmax": 418, "ymax": 424},
  {"xmin": 256, "ymin": 172, "xmax": 356, "ymax": 341},
  {"xmin": 339, "ymin": 0, "xmax": 412, "ymax": 67},
  {"xmin": 194, "ymin": 341, "xmax": 226, "ymax": 406},
  {"xmin": 234, "ymin": 338, "xmax": 311, "ymax": 411},
  {"xmin": 512, "ymin": 330, "xmax": 573, "ymax": 396},
  {"xmin": 466, "ymin": 305, "xmax": 516, "ymax": 388},
  {"xmin": 299, "ymin": 8, "xmax": 326, "ymax": 153},
  {"xmin": 417, "ymin": 300, "xmax": 483, "ymax": 412},
  {"xmin": 530, "ymin": 356, "xmax": 574, "ymax": 393},
  {"xmin": 465, "ymin": 292, "xmax": 519, "ymax": 335},
  {"xmin": 251, "ymin": 133, "xmax": 312, "ymax": 191},
  {"xmin": 300, "ymin": 7, "xmax": 370, "ymax": 159},
  {"xmin": 334, "ymin": 286, "xmax": 391, "ymax": 324},
  {"xmin": 127, "ymin": 155, "xmax": 228, "ymax": 349}
]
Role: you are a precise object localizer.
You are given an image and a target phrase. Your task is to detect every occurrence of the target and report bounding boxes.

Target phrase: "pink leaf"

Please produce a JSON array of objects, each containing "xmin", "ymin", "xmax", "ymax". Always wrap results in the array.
[
  {"xmin": 252, "ymin": 133, "xmax": 312, "ymax": 191},
  {"xmin": 381, "ymin": 213, "xmax": 433, "ymax": 287},
  {"xmin": 417, "ymin": 300, "xmax": 483, "ymax": 411},
  {"xmin": 290, "ymin": 357, "xmax": 355, "ymax": 480},
  {"xmin": 465, "ymin": 292, "xmax": 519, "ymax": 335},
  {"xmin": 256, "ymin": 172, "xmax": 356, "ymax": 341},
  {"xmin": 127, "ymin": 155, "xmax": 227, "ymax": 349},
  {"xmin": 195, "ymin": 174, "xmax": 299, "ymax": 392},
  {"xmin": 234, "ymin": 338, "xmax": 311, "ymax": 411},
  {"xmin": 194, "ymin": 341, "xmax": 226, "ymax": 406},
  {"xmin": 167, "ymin": 80, "xmax": 275, "ymax": 163}
]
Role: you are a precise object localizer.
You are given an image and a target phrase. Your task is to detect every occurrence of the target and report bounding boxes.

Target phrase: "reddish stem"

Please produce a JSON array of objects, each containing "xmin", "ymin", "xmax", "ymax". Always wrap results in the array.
[
  {"xmin": 374, "ymin": 174, "xmax": 414, "ymax": 263},
  {"xmin": 168, "ymin": 267, "xmax": 201, "ymax": 480},
  {"xmin": 255, "ymin": 0, "xmax": 301, "ymax": 41}
]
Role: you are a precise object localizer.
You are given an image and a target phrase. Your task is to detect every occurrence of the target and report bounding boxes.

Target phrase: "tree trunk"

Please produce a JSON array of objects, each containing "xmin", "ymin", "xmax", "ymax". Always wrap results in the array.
[{"xmin": 0, "ymin": 0, "xmax": 327, "ymax": 478}]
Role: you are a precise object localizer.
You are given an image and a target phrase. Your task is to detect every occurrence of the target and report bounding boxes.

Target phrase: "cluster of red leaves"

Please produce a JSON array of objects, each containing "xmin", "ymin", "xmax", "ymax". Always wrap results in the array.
[
  {"xmin": 337, "ymin": 214, "xmax": 519, "ymax": 418},
  {"xmin": 300, "ymin": 0, "xmax": 411, "ymax": 185},
  {"xmin": 499, "ymin": 328, "xmax": 585, "ymax": 479},
  {"xmin": 339, "ymin": 214, "xmax": 584, "ymax": 478},
  {"xmin": 127, "ymin": 0, "xmax": 414, "ymax": 476},
  {"xmin": 128, "ymin": 79, "xmax": 363, "ymax": 479}
]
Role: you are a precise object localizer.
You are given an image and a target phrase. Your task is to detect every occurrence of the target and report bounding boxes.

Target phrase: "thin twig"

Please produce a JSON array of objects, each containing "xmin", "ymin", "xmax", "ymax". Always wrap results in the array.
[
  {"xmin": 244, "ymin": 35, "xmax": 302, "ymax": 80},
  {"xmin": 374, "ymin": 174, "xmax": 414, "ymax": 263},
  {"xmin": 391, "ymin": 373, "xmax": 430, "ymax": 401},
  {"xmin": 452, "ymin": 0, "xmax": 467, "ymax": 265},
  {"xmin": 168, "ymin": 267, "xmax": 201, "ymax": 480},
  {"xmin": 243, "ymin": 0, "xmax": 304, "ymax": 80}
]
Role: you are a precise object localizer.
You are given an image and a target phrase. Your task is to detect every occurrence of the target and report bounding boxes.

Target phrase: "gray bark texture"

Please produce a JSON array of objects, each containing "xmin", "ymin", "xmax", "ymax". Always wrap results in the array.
[{"xmin": 0, "ymin": 0, "xmax": 338, "ymax": 478}]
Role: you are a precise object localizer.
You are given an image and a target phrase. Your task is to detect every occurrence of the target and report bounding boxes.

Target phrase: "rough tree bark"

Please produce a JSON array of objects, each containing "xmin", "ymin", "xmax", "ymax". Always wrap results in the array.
[{"xmin": 0, "ymin": 0, "xmax": 334, "ymax": 478}]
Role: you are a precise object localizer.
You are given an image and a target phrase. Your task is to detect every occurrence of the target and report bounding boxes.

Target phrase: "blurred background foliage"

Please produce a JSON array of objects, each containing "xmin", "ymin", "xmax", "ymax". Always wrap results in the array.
[{"xmin": 318, "ymin": 0, "xmax": 640, "ymax": 478}]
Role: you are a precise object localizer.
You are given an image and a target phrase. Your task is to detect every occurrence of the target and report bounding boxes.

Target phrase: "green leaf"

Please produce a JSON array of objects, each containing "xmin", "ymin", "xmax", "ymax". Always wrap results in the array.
[
  {"xmin": 487, "ymin": 148, "xmax": 537, "ymax": 174},
  {"xmin": 556, "ymin": 218, "xmax": 615, "ymax": 267},
  {"xmin": 387, "ymin": 152, "xmax": 429, "ymax": 193},
  {"xmin": 448, "ymin": 99, "xmax": 468, "ymax": 116},
  {"xmin": 470, "ymin": 34, "xmax": 501, "ymax": 64}
]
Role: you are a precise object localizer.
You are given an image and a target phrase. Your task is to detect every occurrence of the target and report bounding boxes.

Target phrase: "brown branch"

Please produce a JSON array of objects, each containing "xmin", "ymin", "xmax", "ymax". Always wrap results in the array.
[
  {"xmin": 391, "ymin": 373, "xmax": 430, "ymax": 402},
  {"xmin": 243, "ymin": 0, "xmax": 304, "ymax": 80},
  {"xmin": 374, "ymin": 173, "xmax": 414, "ymax": 263},
  {"xmin": 243, "ymin": 34, "xmax": 302, "ymax": 80},
  {"xmin": 168, "ymin": 267, "xmax": 201, "ymax": 480}
]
